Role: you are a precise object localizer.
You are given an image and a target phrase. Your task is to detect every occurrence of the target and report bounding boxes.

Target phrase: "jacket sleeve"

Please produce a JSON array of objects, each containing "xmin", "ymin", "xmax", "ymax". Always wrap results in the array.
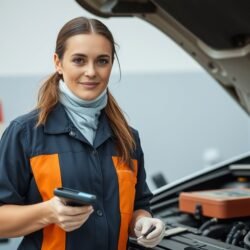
[
  {"xmin": 133, "ymin": 130, "xmax": 153, "ymax": 214},
  {"xmin": 0, "ymin": 121, "xmax": 31, "ymax": 205}
]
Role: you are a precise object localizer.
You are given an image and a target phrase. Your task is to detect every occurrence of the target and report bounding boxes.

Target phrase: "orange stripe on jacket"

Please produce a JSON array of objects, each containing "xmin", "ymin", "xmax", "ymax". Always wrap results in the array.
[
  {"xmin": 112, "ymin": 157, "xmax": 138, "ymax": 250},
  {"xmin": 30, "ymin": 154, "xmax": 65, "ymax": 250}
]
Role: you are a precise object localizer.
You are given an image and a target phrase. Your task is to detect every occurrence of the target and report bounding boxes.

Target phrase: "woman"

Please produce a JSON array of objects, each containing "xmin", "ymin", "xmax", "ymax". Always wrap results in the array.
[{"xmin": 0, "ymin": 17, "xmax": 165, "ymax": 249}]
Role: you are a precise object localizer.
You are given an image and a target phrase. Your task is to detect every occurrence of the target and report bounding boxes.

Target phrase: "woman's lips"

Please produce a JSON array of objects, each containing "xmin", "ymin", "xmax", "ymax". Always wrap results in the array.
[{"xmin": 78, "ymin": 82, "xmax": 98, "ymax": 89}]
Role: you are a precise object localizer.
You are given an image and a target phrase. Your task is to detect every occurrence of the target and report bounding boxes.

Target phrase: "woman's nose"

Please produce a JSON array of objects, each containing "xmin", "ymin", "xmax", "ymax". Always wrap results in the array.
[{"xmin": 84, "ymin": 63, "xmax": 96, "ymax": 77}]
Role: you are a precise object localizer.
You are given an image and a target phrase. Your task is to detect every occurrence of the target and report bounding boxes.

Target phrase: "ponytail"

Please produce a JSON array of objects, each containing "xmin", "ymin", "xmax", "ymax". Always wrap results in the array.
[
  {"xmin": 105, "ymin": 90, "xmax": 136, "ymax": 170},
  {"xmin": 36, "ymin": 72, "xmax": 61, "ymax": 126}
]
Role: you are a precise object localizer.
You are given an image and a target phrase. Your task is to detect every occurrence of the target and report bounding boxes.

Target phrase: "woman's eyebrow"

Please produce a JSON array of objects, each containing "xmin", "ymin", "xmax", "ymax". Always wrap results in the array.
[
  {"xmin": 97, "ymin": 54, "xmax": 111, "ymax": 58},
  {"xmin": 71, "ymin": 53, "xmax": 111, "ymax": 58},
  {"xmin": 71, "ymin": 53, "xmax": 87, "ymax": 57}
]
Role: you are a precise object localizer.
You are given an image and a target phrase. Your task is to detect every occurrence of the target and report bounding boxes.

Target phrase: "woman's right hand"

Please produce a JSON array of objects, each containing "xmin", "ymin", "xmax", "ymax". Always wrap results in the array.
[{"xmin": 46, "ymin": 196, "xmax": 94, "ymax": 232}]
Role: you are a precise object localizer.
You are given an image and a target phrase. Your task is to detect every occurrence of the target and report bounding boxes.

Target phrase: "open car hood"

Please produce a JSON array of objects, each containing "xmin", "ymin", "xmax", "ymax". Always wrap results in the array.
[
  {"xmin": 75, "ymin": 0, "xmax": 250, "ymax": 115},
  {"xmin": 74, "ymin": 2, "xmax": 250, "ymax": 249}
]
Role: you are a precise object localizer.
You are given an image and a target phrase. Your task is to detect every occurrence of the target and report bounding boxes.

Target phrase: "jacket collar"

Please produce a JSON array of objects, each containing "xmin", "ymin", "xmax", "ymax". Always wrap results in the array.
[
  {"xmin": 94, "ymin": 111, "xmax": 113, "ymax": 148},
  {"xmin": 44, "ymin": 103, "xmax": 71, "ymax": 134},
  {"xmin": 44, "ymin": 102, "xmax": 113, "ymax": 148}
]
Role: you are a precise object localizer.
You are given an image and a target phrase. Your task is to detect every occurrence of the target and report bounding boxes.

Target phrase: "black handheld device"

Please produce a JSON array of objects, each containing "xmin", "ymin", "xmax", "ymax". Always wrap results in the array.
[{"xmin": 54, "ymin": 187, "xmax": 97, "ymax": 206}]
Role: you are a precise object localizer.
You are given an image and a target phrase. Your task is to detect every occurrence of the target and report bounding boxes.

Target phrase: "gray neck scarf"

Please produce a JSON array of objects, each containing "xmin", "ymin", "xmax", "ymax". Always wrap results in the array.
[{"xmin": 59, "ymin": 80, "xmax": 108, "ymax": 145}]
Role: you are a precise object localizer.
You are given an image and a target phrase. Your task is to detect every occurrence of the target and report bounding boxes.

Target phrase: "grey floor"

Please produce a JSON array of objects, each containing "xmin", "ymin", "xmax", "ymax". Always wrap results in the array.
[{"xmin": 0, "ymin": 238, "xmax": 22, "ymax": 250}]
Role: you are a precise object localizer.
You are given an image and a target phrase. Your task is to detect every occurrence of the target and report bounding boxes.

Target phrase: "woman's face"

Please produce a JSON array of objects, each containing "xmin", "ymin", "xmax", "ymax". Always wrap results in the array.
[{"xmin": 54, "ymin": 33, "xmax": 113, "ymax": 101}]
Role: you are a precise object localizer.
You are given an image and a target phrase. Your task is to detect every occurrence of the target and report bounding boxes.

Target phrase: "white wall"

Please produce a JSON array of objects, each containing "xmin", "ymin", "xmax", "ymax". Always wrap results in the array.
[{"xmin": 0, "ymin": 0, "xmax": 201, "ymax": 76}]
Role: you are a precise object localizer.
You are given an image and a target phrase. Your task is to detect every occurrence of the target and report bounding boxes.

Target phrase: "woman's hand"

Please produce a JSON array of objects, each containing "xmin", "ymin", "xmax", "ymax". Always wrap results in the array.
[
  {"xmin": 134, "ymin": 217, "xmax": 165, "ymax": 248},
  {"xmin": 47, "ymin": 196, "xmax": 94, "ymax": 232}
]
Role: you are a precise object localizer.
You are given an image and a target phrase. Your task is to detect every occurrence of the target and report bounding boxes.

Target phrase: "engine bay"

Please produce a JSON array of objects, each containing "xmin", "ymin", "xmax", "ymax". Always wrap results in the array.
[{"xmin": 129, "ymin": 155, "xmax": 250, "ymax": 249}]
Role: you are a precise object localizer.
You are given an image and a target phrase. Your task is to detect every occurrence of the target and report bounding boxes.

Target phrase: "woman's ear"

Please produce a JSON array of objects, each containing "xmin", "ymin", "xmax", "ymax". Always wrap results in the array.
[{"xmin": 54, "ymin": 53, "xmax": 62, "ymax": 74}]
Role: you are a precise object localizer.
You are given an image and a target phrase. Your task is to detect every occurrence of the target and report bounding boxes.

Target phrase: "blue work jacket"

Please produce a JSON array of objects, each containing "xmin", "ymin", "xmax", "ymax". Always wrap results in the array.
[{"xmin": 0, "ymin": 103, "xmax": 152, "ymax": 250}]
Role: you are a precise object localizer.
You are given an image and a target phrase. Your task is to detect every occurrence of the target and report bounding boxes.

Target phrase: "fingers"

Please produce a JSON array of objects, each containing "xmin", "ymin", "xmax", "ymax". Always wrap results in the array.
[
  {"xmin": 135, "ymin": 217, "xmax": 165, "ymax": 248},
  {"xmin": 49, "ymin": 196, "xmax": 94, "ymax": 231},
  {"xmin": 135, "ymin": 217, "xmax": 164, "ymax": 237},
  {"xmin": 139, "ymin": 229, "xmax": 164, "ymax": 244},
  {"xmin": 135, "ymin": 219, "xmax": 152, "ymax": 236},
  {"xmin": 135, "ymin": 217, "xmax": 152, "ymax": 236},
  {"xmin": 58, "ymin": 209, "xmax": 93, "ymax": 232},
  {"xmin": 54, "ymin": 196, "xmax": 93, "ymax": 216},
  {"xmin": 145, "ymin": 220, "xmax": 165, "ymax": 239},
  {"xmin": 137, "ymin": 228, "xmax": 165, "ymax": 248},
  {"xmin": 62, "ymin": 205, "xmax": 93, "ymax": 216},
  {"xmin": 58, "ymin": 208, "xmax": 93, "ymax": 223}
]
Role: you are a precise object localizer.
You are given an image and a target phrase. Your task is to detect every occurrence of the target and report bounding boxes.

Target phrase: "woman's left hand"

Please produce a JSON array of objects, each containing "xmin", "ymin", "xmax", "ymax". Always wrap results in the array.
[{"xmin": 134, "ymin": 217, "xmax": 165, "ymax": 248}]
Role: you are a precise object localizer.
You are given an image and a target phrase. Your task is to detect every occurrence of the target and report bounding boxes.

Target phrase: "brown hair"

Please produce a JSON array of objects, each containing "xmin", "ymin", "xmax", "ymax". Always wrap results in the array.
[{"xmin": 37, "ymin": 17, "xmax": 135, "ymax": 168}]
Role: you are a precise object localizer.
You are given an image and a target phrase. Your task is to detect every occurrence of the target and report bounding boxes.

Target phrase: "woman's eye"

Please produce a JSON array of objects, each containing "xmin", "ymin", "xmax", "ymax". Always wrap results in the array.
[
  {"xmin": 73, "ymin": 58, "xmax": 85, "ymax": 64},
  {"xmin": 97, "ymin": 58, "xmax": 109, "ymax": 66}
]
